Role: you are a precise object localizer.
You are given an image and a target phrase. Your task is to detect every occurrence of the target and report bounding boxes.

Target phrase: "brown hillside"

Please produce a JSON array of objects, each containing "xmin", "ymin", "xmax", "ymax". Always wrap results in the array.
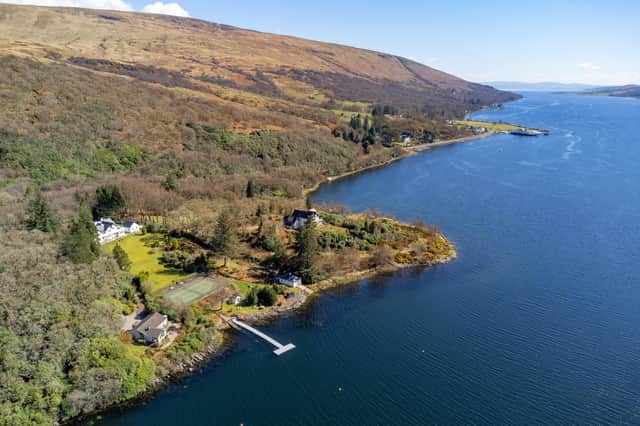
[
  {"xmin": 0, "ymin": 3, "xmax": 518, "ymax": 201},
  {"xmin": 0, "ymin": 4, "xmax": 516, "ymax": 116}
]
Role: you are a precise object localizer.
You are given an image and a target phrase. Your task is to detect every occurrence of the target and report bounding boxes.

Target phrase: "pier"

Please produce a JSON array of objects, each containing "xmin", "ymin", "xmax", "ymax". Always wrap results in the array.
[{"xmin": 230, "ymin": 317, "xmax": 296, "ymax": 356}]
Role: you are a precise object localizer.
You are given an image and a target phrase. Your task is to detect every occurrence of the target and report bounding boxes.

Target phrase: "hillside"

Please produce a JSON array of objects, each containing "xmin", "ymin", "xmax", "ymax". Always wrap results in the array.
[
  {"xmin": 0, "ymin": 4, "xmax": 520, "ymax": 425},
  {"xmin": 581, "ymin": 84, "xmax": 640, "ymax": 99},
  {"xmin": 0, "ymin": 4, "xmax": 514, "ymax": 116},
  {"xmin": 0, "ymin": 3, "xmax": 519, "ymax": 203}
]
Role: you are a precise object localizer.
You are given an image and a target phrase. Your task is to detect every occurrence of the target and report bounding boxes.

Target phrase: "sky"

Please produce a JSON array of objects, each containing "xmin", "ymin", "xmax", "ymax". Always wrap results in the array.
[{"xmin": 3, "ymin": 0, "xmax": 639, "ymax": 85}]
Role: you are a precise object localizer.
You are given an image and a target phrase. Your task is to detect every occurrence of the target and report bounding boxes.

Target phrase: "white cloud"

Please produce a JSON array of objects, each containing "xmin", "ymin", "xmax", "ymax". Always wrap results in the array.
[
  {"xmin": 578, "ymin": 63, "xmax": 601, "ymax": 71},
  {"xmin": 2, "ymin": 0, "xmax": 192, "ymax": 16},
  {"xmin": 2, "ymin": 0, "xmax": 133, "ymax": 11},
  {"xmin": 142, "ymin": 1, "xmax": 189, "ymax": 17}
]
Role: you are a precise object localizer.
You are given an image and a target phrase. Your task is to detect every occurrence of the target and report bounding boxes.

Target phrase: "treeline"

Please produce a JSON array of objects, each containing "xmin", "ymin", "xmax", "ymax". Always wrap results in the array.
[{"xmin": 332, "ymin": 105, "xmax": 437, "ymax": 148}]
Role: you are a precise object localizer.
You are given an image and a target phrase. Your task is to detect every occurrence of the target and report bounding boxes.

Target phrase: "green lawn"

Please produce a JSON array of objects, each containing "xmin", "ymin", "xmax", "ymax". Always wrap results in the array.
[
  {"xmin": 456, "ymin": 119, "xmax": 521, "ymax": 132},
  {"xmin": 104, "ymin": 234, "xmax": 194, "ymax": 293}
]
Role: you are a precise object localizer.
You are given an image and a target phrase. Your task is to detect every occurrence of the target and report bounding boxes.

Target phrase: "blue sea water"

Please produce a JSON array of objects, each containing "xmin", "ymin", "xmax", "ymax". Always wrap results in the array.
[{"xmin": 95, "ymin": 93, "xmax": 640, "ymax": 425}]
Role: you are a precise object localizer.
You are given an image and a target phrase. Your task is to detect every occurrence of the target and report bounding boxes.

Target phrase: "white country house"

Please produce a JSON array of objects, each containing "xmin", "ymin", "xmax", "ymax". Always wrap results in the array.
[
  {"xmin": 95, "ymin": 218, "xmax": 141, "ymax": 244},
  {"xmin": 276, "ymin": 273, "xmax": 302, "ymax": 288}
]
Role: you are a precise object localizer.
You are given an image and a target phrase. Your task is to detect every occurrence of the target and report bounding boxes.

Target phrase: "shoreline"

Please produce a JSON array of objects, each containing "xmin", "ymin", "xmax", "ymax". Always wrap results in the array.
[
  {"xmin": 409, "ymin": 130, "xmax": 497, "ymax": 152},
  {"xmin": 304, "ymin": 131, "xmax": 499, "ymax": 197},
  {"xmin": 79, "ymin": 126, "xmax": 495, "ymax": 425}
]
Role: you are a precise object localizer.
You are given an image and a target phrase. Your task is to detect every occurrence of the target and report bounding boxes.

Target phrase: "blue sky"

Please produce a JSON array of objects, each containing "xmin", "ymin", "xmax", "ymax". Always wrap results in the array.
[{"xmin": 6, "ymin": 0, "xmax": 640, "ymax": 84}]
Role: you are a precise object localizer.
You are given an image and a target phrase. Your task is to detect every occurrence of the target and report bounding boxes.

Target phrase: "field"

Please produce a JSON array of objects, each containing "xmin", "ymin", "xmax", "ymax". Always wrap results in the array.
[
  {"xmin": 163, "ymin": 275, "xmax": 230, "ymax": 305},
  {"xmin": 456, "ymin": 119, "xmax": 522, "ymax": 132},
  {"xmin": 104, "ymin": 234, "xmax": 194, "ymax": 293}
]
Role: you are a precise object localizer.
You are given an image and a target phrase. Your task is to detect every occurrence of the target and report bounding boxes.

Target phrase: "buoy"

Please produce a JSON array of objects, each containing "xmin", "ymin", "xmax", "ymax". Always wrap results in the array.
[{"xmin": 338, "ymin": 387, "xmax": 343, "ymax": 392}]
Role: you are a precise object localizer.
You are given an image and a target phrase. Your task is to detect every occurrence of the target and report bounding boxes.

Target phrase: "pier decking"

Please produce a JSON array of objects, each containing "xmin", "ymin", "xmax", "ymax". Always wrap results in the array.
[{"xmin": 231, "ymin": 317, "xmax": 296, "ymax": 356}]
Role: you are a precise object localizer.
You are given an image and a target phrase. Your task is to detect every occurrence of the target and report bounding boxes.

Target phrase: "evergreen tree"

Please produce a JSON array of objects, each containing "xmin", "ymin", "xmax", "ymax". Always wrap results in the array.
[
  {"xmin": 92, "ymin": 185, "xmax": 126, "ymax": 219},
  {"xmin": 294, "ymin": 219, "xmax": 319, "ymax": 280},
  {"xmin": 211, "ymin": 210, "xmax": 237, "ymax": 268},
  {"xmin": 63, "ymin": 208, "xmax": 99, "ymax": 264},
  {"xmin": 245, "ymin": 179, "xmax": 255, "ymax": 198},
  {"xmin": 190, "ymin": 253, "xmax": 210, "ymax": 273},
  {"xmin": 112, "ymin": 244, "xmax": 131, "ymax": 271},
  {"xmin": 24, "ymin": 191, "xmax": 58, "ymax": 233},
  {"xmin": 245, "ymin": 287, "xmax": 258, "ymax": 306},
  {"xmin": 256, "ymin": 216, "xmax": 264, "ymax": 238},
  {"xmin": 257, "ymin": 286, "xmax": 278, "ymax": 306}
]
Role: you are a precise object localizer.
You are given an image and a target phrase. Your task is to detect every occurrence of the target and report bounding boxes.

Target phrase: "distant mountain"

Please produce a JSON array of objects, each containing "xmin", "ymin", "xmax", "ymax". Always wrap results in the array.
[
  {"xmin": 485, "ymin": 81, "xmax": 600, "ymax": 92},
  {"xmin": 581, "ymin": 85, "xmax": 640, "ymax": 99}
]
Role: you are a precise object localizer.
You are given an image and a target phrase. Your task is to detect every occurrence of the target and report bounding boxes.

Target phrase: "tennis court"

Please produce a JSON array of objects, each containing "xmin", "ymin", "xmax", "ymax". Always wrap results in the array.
[{"xmin": 163, "ymin": 275, "xmax": 230, "ymax": 305}]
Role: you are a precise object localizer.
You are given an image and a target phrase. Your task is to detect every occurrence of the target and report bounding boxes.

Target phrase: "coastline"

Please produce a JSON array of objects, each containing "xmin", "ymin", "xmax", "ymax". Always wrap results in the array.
[
  {"xmin": 304, "ymin": 131, "xmax": 498, "ymax": 197},
  {"xmin": 409, "ymin": 130, "xmax": 497, "ymax": 152},
  {"xmin": 79, "ymin": 127, "xmax": 494, "ymax": 425}
]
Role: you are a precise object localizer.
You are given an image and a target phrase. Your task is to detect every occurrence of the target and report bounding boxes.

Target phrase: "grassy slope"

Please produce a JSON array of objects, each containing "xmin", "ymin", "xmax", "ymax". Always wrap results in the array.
[{"xmin": 0, "ymin": 4, "xmax": 516, "ymax": 115}]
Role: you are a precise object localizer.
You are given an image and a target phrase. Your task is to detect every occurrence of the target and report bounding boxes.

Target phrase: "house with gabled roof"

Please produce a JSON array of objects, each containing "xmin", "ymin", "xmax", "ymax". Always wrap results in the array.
[
  {"xmin": 130, "ymin": 312, "xmax": 168, "ymax": 345},
  {"xmin": 283, "ymin": 209, "xmax": 321, "ymax": 230}
]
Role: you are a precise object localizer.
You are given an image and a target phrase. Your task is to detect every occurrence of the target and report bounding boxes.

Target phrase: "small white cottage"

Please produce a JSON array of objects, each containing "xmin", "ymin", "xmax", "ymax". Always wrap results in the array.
[{"xmin": 276, "ymin": 273, "xmax": 302, "ymax": 288}]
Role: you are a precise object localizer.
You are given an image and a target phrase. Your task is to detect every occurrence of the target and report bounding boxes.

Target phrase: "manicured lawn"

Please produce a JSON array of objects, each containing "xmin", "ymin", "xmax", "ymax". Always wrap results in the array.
[{"xmin": 104, "ymin": 234, "xmax": 193, "ymax": 293}]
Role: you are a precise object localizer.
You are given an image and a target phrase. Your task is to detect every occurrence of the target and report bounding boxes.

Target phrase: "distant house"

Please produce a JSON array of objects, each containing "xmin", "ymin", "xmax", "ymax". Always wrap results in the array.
[
  {"xmin": 122, "ymin": 221, "xmax": 141, "ymax": 234},
  {"xmin": 276, "ymin": 273, "xmax": 302, "ymax": 288},
  {"xmin": 400, "ymin": 132, "xmax": 412, "ymax": 143},
  {"xmin": 130, "ymin": 312, "xmax": 168, "ymax": 345},
  {"xmin": 283, "ymin": 209, "xmax": 321, "ymax": 230},
  {"xmin": 95, "ymin": 218, "xmax": 141, "ymax": 244},
  {"xmin": 95, "ymin": 218, "xmax": 126, "ymax": 244},
  {"xmin": 231, "ymin": 294, "xmax": 243, "ymax": 305}
]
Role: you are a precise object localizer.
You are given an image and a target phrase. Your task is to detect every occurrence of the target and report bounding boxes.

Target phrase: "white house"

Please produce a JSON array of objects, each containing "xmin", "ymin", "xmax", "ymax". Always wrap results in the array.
[
  {"xmin": 95, "ymin": 218, "xmax": 141, "ymax": 244},
  {"xmin": 123, "ymin": 221, "xmax": 141, "ymax": 234},
  {"xmin": 95, "ymin": 218, "xmax": 126, "ymax": 244},
  {"xmin": 130, "ymin": 312, "xmax": 168, "ymax": 345},
  {"xmin": 231, "ymin": 294, "xmax": 243, "ymax": 305},
  {"xmin": 283, "ymin": 209, "xmax": 321, "ymax": 230},
  {"xmin": 276, "ymin": 273, "xmax": 302, "ymax": 288}
]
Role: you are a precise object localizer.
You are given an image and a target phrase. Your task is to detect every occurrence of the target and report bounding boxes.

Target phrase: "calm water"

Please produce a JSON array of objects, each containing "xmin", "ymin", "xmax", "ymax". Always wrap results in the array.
[{"xmin": 96, "ymin": 93, "xmax": 640, "ymax": 425}]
